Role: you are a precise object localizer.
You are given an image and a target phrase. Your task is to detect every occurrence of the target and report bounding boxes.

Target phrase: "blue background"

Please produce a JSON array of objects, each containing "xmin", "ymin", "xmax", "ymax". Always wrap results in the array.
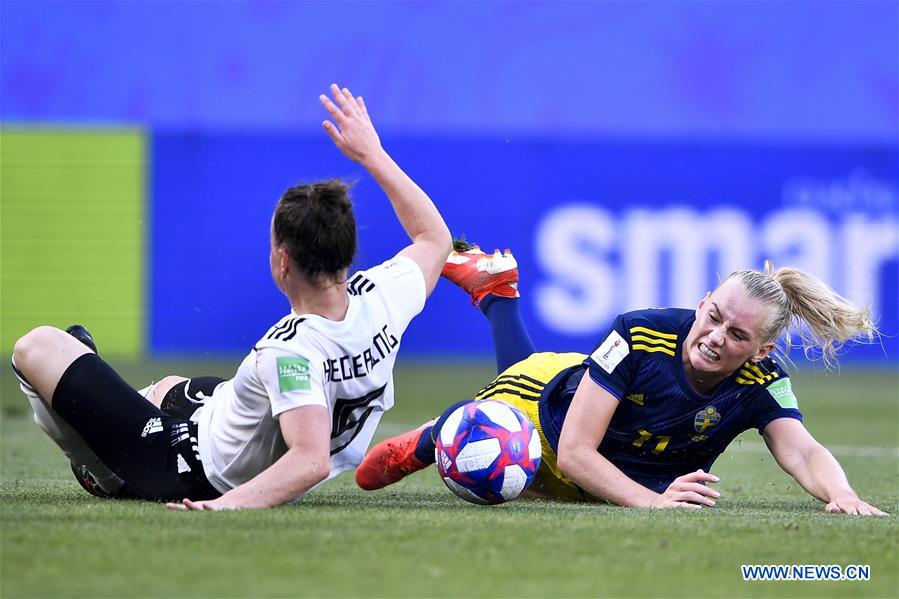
[
  {"xmin": 3, "ymin": 1, "xmax": 896, "ymax": 140},
  {"xmin": 151, "ymin": 133, "xmax": 898, "ymax": 362},
  {"xmin": 3, "ymin": 0, "xmax": 897, "ymax": 363}
]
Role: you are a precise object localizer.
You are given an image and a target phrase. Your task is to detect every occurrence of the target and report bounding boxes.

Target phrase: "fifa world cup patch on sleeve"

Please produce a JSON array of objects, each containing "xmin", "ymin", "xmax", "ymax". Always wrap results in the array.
[
  {"xmin": 590, "ymin": 330, "xmax": 629, "ymax": 374},
  {"xmin": 766, "ymin": 378, "xmax": 798, "ymax": 409},
  {"xmin": 277, "ymin": 356, "xmax": 311, "ymax": 392}
]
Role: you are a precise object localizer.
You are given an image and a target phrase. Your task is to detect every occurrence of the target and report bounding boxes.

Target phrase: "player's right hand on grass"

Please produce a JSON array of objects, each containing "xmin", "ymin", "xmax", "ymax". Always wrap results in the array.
[
  {"xmin": 825, "ymin": 494, "xmax": 889, "ymax": 516},
  {"xmin": 650, "ymin": 469, "xmax": 720, "ymax": 510},
  {"xmin": 320, "ymin": 83, "xmax": 383, "ymax": 165}
]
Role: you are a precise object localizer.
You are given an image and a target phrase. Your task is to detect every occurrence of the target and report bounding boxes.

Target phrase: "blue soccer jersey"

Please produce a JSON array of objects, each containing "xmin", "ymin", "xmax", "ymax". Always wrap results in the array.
[{"xmin": 537, "ymin": 308, "xmax": 803, "ymax": 493}]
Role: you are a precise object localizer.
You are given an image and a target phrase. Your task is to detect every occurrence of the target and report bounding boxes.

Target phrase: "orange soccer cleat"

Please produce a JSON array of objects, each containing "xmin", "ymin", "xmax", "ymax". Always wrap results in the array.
[
  {"xmin": 355, "ymin": 422, "xmax": 434, "ymax": 490},
  {"xmin": 441, "ymin": 240, "xmax": 519, "ymax": 308}
]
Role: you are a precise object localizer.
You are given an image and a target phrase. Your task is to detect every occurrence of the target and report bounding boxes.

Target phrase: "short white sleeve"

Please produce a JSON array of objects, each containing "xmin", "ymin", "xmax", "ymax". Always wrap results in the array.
[
  {"xmin": 361, "ymin": 255, "xmax": 426, "ymax": 328},
  {"xmin": 256, "ymin": 346, "xmax": 327, "ymax": 418}
]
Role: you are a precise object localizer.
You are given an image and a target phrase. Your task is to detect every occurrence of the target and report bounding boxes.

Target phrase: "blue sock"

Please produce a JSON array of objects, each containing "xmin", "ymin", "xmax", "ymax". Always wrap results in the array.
[
  {"xmin": 480, "ymin": 296, "xmax": 536, "ymax": 373},
  {"xmin": 415, "ymin": 298, "xmax": 535, "ymax": 463},
  {"xmin": 413, "ymin": 399, "xmax": 475, "ymax": 464},
  {"xmin": 415, "ymin": 425, "xmax": 439, "ymax": 464},
  {"xmin": 413, "ymin": 424, "xmax": 437, "ymax": 464}
]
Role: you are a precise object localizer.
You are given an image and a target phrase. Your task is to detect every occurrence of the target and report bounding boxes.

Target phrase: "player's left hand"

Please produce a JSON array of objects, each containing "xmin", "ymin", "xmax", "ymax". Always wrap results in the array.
[
  {"xmin": 825, "ymin": 495, "xmax": 889, "ymax": 516},
  {"xmin": 165, "ymin": 497, "xmax": 235, "ymax": 511}
]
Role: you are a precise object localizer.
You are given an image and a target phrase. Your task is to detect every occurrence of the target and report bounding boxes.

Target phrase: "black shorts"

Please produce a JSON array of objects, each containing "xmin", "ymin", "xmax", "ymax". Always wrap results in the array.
[
  {"xmin": 52, "ymin": 354, "xmax": 221, "ymax": 502},
  {"xmin": 159, "ymin": 376, "xmax": 226, "ymax": 420}
]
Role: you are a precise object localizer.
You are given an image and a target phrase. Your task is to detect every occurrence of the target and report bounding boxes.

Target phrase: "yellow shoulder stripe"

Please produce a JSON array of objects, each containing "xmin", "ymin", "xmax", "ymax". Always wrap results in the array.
[
  {"xmin": 632, "ymin": 344, "xmax": 675, "ymax": 357},
  {"xmin": 738, "ymin": 369, "xmax": 766, "ymax": 384},
  {"xmin": 630, "ymin": 334, "xmax": 676, "ymax": 349},
  {"xmin": 737, "ymin": 365, "xmax": 780, "ymax": 385},
  {"xmin": 745, "ymin": 363, "xmax": 766, "ymax": 379},
  {"xmin": 629, "ymin": 326, "xmax": 677, "ymax": 340}
]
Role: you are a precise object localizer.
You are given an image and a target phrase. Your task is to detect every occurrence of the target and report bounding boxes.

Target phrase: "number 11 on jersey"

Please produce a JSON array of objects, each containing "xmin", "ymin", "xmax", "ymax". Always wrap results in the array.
[{"xmin": 632, "ymin": 429, "xmax": 672, "ymax": 454}]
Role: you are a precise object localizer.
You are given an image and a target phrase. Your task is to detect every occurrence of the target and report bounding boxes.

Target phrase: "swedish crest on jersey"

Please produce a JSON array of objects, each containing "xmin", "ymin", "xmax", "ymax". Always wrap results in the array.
[{"xmin": 694, "ymin": 406, "xmax": 721, "ymax": 433}]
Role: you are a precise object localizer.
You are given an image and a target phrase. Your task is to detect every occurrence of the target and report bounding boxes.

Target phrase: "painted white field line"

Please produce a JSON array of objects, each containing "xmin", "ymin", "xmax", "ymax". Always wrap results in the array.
[{"xmin": 376, "ymin": 423, "xmax": 898, "ymax": 459}]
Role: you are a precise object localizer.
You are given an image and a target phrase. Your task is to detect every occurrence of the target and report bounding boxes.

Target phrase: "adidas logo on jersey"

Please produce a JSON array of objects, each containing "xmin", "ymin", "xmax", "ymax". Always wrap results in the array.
[
  {"xmin": 141, "ymin": 417, "xmax": 163, "ymax": 438},
  {"xmin": 176, "ymin": 454, "xmax": 192, "ymax": 474},
  {"xmin": 347, "ymin": 273, "xmax": 376, "ymax": 296}
]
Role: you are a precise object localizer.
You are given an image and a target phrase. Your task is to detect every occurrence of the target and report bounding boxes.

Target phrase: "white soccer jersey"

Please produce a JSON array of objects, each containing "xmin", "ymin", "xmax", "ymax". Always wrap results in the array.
[{"xmin": 195, "ymin": 255, "xmax": 426, "ymax": 496}]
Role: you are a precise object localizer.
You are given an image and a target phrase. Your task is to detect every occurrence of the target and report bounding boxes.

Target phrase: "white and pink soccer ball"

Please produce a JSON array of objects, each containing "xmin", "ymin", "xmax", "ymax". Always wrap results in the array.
[{"xmin": 435, "ymin": 400, "xmax": 542, "ymax": 505}]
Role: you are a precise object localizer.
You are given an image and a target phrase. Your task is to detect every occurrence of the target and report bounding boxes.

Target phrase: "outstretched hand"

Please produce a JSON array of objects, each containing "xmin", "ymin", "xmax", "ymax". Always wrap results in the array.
[
  {"xmin": 825, "ymin": 495, "xmax": 889, "ymax": 516},
  {"xmin": 319, "ymin": 83, "xmax": 382, "ymax": 164},
  {"xmin": 651, "ymin": 469, "xmax": 720, "ymax": 510},
  {"xmin": 166, "ymin": 497, "xmax": 234, "ymax": 512}
]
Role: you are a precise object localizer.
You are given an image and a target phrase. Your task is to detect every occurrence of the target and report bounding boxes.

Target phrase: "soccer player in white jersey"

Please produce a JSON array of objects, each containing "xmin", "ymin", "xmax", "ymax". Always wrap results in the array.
[{"xmin": 11, "ymin": 83, "xmax": 452, "ymax": 510}]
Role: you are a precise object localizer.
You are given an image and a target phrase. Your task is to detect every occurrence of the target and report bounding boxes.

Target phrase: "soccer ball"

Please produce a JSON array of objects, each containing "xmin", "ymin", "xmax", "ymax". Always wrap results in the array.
[{"xmin": 435, "ymin": 400, "xmax": 542, "ymax": 505}]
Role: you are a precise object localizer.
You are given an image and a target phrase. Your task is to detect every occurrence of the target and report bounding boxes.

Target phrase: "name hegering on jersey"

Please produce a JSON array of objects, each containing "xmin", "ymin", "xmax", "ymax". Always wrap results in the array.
[{"xmin": 323, "ymin": 324, "xmax": 399, "ymax": 383}]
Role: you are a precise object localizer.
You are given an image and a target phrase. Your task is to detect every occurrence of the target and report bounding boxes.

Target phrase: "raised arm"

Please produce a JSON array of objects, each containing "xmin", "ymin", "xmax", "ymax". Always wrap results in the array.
[
  {"xmin": 763, "ymin": 418, "xmax": 887, "ymax": 516},
  {"xmin": 557, "ymin": 373, "xmax": 720, "ymax": 509},
  {"xmin": 319, "ymin": 83, "xmax": 451, "ymax": 296}
]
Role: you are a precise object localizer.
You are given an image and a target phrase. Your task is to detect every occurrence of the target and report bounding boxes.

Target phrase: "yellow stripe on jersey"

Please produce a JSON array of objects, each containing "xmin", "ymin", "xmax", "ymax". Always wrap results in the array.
[
  {"xmin": 629, "ymin": 326, "xmax": 678, "ymax": 340},
  {"xmin": 478, "ymin": 374, "xmax": 543, "ymax": 398},
  {"xmin": 735, "ymin": 375, "xmax": 779, "ymax": 386},
  {"xmin": 747, "ymin": 362, "xmax": 778, "ymax": 381},
  {"xmin": 477, "ymin": 382, "xmax": 541, "ymax": 402},
  {"xmin": 745, "ymin": 363, "xmax": 778, "ymax": 382},
  {"xmin": 628, "ymin": 326, "xmax": 678, "ymax": 357},
  {"xmin": 476, "ymin": 352, "xmax": 586, "ymax": 401},
  {"xmin": 738, "ymin": 369, "xmax": 765, "ymax": 384},
  {"xmin": 631, "ymin": 344, "xmax": 676, "ymax": 357},
  {"xmin": 736, "ymin": 362, "xmax": 779, "ymax": 385},
  {"xmin": 630, "ymin": 334, "xmax": 676, "ymax": 349}
]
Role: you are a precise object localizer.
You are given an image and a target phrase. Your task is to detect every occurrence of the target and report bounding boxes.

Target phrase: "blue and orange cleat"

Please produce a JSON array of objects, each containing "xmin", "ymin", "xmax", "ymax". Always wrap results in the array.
[
  {"xmin": 441, "ymin": 239, "xmax": 519, "ymax": 308},
  {"xmin": 355, "ymin": 422, "xmax": 434, "ymax": 490}
]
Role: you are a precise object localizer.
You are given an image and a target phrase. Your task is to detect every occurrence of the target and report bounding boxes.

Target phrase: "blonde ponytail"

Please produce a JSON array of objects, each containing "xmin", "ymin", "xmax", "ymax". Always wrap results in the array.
[{"xmin": 724, "ymin": 261, "xmax": 877, "ymax": 368}]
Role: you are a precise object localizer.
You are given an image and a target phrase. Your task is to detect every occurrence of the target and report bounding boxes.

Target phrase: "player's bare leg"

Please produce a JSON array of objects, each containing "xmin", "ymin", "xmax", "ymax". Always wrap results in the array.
[
  {"xmin": 13, "ymin": 326, "xmax": 92, "ymax": 404},
  {"xmin": 139, "ymin": 375, "xmax": 189, "ymax": 408},
  {"xmin": 12, "ymin": 325, "xmax": 133, "ymax": 497}
]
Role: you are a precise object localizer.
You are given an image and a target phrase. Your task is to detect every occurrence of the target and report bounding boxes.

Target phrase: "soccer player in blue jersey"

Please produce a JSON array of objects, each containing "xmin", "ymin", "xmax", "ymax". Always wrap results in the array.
[{"xmin": 357, "ymin": 242, "xmax": 888, "ymax": 516}]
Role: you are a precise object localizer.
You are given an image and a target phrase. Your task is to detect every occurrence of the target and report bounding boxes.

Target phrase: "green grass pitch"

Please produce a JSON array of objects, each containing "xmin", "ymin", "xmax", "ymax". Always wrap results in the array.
[{"xmin": 1, "ymin": 359, "xmax": 896, "ymax": 598}]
